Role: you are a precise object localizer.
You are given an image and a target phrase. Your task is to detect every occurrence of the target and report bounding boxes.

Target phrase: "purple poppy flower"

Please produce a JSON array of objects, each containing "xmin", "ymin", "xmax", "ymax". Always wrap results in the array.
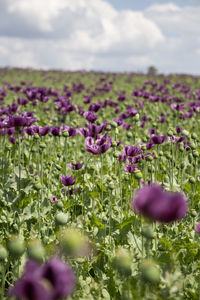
[
  {"xmin": 151, "ymin": 135, "xmax": 166, "ymax": 145},
  {"xmin": 51, "ymin": 126, "xmax": 60, "ymax": 136},
  {"xmin": 9, "ymin": 258, "xmax": 76, "ymax": 300},
  {"xmin": 41, "ymin": 258, "xmax": 76, "ymax": 299},
  {"xmin": 176, "ymin": 126, "xmax": 182, "ymax": 134},
  {"xmin": 83, "ymin": 111, "xmax": 98, "ymax": 123},
  {"xmin": 61, "ymin": 175, "xmax": 76, "ymax": 186},
  {"xmin": 176, "ymin": 136, "xmax": 186, "ymax": 143},
  {"xmin": 132, "ymin": 184, "xmax": 188, "ymax": 223},
  {"xmin": 9, "ymin": 260, "xmax": 50, "ymax": 300},
  {"xmin": 9, "ymin": 136, "xmax": 16, "ymax": 144},
  {"xmin": 67, "ymin": 162, "xmax": 83, "ymax": 170},
  {"xmin": 123, "ymin": 146, "xmax": 142, "ymax": 157},
  {"xmin": 38, "ymin": 126, "xmax": 51, "ymax": 136},
  {"xmin": 85, "ymin": 134, "xmax": 112, "ymax": 155},
  {"xmin": 61, "ymin": 125, "xmax": 77, "ymax": 137},
  {"xmin": 124, "ymin": 165, "xmax": 139, "ymax": 173},
  {"xmin": 195, "ymin": 222, "xmax": 200, "ymax": 234},
  {"xmin": 50, "ymin": 196, "xmax": 57, "ymax": 203}
]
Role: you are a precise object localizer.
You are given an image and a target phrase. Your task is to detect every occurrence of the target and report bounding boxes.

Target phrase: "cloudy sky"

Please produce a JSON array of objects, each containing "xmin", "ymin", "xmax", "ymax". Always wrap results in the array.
[{"xmin": 0, "ymin": 0, "xmax": 199, "ymax": 74}]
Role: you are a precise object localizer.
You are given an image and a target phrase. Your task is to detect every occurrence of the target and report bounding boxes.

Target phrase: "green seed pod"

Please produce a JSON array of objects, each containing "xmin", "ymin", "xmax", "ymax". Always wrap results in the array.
[
  {"xmin": 191, "ymin": 133, "xmax": 197, "ymax": 140},
  {"xmin": 27, "ymin": 240, "xmax": 45, "ymax": 262},
  {"xmin": 159, "ymin": 151, "xmax": 163, "ymax": 157},
  {"xmin": 188, "ymin": 153, "xmax": 193, "ymax": 163},
  {"xmin": 55, "ymin": 201, "xmax": 64, "ymax": 209},
  {"xmin": 106, "ymin": 125, "xmax": 111, "ymax": 131},
  {"xmin": 111, "ymin": 141, "xmax": 117, "ymax": 147},
  {"xmin": 112, "ymin": 248, "xmax": 132, "ymax": 276},
  {"xmin": 182, "ymin": 129, "xmax": 189, "ymax": 137},
  {"xmin": 126, "ymin": 132, "xmax": 132, "ymax": 138},
  {"xmin": 135, "ymin": 114, "xmax": 140, "ymax": 121},
  {"xmin": 140, "ymin": 259, "xmax": 160, "ymax": 284},
  {"xmin": 167, "ymin": 130, "xmax": 173, "ymax": 137},
  {"xmin": 59, "ymin": 228, "xmax": 89, "ymax": 257},
  {"xmin": 189, "ymin": 177, "xmax": 195, "ymax": 184},
  {"xmin": 141, "ymin": 145, "xmax": 146, "ymax": 151},
  {"xmin": 110, "ymin": 121, "xmax": 117, "ymax": 128},
  {"xmin": 191, "ymin": 209, "xmax": 197, "ymax": 217},
  {"xmin": 55, "ymin": 213, "xmax": 68, "ymax": 226},
  {"xmin": 39, "ymin": 142, "xmax": 46, "ymax": 149},
  {"xmin": 141, "ymin": 226, "xmax": 154, "ymax": 239},
  {"xmin": 115, "ymin": 128, "xmax": 119, "ymax": 135},
  {"xmin": 180, "ymin": 163, "xmax": 185, "ymax": 169},
  {"xmin": 147, "ymin": 155, "xmax": 153, "ymax": 162},
  {"xmin": 113, "ymin": 151, "xmax": 119, "ymax": 158},
  {"xmin": 179, "ymin": 146, "xmax": 184, "ymax": 152},
  {"xmin": 192, "ymin": 151, "xmax": 199, "ymax": 158},
  {"xmin": 55, "ymin": 164, "xmax": 62, "ymax": 171},
  {"xmin": 108, "ymin": 183, "xmax": 115, "ymax": 190},
  {"xmin": 34, "ymin": 182, "xmax": 42, "ymax": 191},
  {"xmin": 133, "ymin": 171, "xmax": 143, "ymax": 180},
  {"xmin": 7, "ymin": 236, "xmax": 25, "ymax": 258},
  {"xmin": 62, "ymin": 130, "xmax": 69, "ymax": 137},
  {"xmin": 0, "ymin": 245, "xmax": 8, "ymax": 260},
  {"xmin": 33, "ymin": 133, "xmax": 40, "ymax": 140},
  {"xmin": 190, "ymin": 143, "xmax": 196, "ymax": 150}
]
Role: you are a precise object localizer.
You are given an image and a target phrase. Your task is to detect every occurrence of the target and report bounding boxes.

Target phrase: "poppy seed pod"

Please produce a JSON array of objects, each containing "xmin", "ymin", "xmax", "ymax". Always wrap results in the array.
[
  {"xmin": 141, "ymin": 226, "xmax": 154, "ymax": 239},
  {"xmin": 140, "ymin": 259, "xmax": 160, "ymax": 284},
  {"xmin": 7, "ymin": 236, "xmax": 25, "ymax": 258},
  {"xmin": 27, "ymin": 240, "xmax": 45, "ymax": 262},
  {"xmin": 112, "ymin": 248, "xmax": 132, "ymax": 276},
  {"xmin": 55, "ymin": 213, "xmax": 68, "ymax": 226},
  {"xmin": 0, "ymin": 245, "xmax": 8, "ymax": 260},
  {"xmin": 59, "ymin": 228, "xmax": 90, "ymax": 258}
]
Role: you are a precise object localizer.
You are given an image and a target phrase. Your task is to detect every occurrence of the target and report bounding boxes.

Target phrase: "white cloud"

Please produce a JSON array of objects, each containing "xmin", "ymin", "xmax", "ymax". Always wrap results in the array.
[{"xmin": 0, "ymin": 0, "xmax": 199, "ymax": 74}]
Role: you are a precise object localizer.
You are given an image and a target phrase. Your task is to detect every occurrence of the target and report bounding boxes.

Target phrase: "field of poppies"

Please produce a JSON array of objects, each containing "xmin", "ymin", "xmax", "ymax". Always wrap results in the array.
[{"xmin": 0, "ymin": 67, "xmax": 200, "ymax": 299}]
